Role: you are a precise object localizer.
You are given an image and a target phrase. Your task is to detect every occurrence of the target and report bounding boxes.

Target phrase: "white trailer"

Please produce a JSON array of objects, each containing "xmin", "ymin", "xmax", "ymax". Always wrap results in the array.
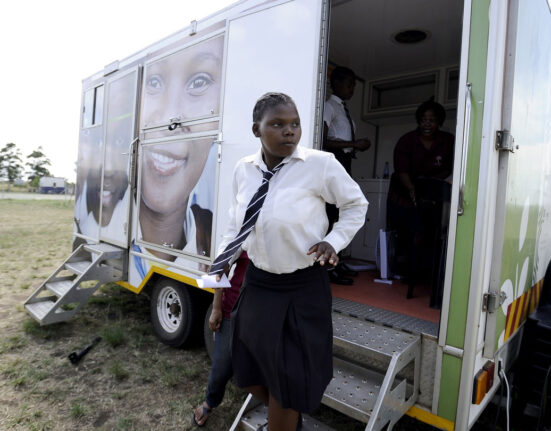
[
  {"xmin": 25, "ymin": 1, "xmax": 551, "ymax": 429},
  {"xmin": 38, "ymin": 176, "xmax": 65, "ymax": 194}
]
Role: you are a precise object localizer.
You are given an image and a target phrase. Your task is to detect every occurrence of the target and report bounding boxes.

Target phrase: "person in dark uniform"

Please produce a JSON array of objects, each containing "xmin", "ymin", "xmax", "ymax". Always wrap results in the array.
[
  {"xmin": 323, "ymin": 66, "xmax": 371, "ymax": 284},
  {"xmin": 213, "ymin": 93, "xmax": 367, "ymax": 430},
  {"xmin": 387, "ymin": 100, "xmax": 454, "ymax": 296}
]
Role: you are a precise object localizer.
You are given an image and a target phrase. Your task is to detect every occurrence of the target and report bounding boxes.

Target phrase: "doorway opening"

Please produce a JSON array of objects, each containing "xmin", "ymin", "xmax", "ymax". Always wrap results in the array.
[{"xmin": 325, "ymin": 0, "xmax": 465, "ymax": 335}]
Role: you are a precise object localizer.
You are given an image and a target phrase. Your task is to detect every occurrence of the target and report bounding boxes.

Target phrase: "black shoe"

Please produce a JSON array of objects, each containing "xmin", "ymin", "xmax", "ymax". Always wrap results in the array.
[
  {"xmin": 337, "ymin": 264, "xmax": 358, "ymax": 277},
  {"xmin": 329, "ymin": 270, "xmax": 353, "ymax": 285}
]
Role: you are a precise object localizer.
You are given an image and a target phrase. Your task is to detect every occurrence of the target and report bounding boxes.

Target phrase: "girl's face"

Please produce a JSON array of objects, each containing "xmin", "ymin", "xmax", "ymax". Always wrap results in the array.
[{"xmin": 253, "ymin": 103, "xmax": 302, "ymax": 169}]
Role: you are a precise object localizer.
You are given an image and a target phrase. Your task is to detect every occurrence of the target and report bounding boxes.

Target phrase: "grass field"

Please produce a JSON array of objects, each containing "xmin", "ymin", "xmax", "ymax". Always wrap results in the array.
[{"xmin": 0, "ymin": 200, "xmax": 245, "ymax": 430}]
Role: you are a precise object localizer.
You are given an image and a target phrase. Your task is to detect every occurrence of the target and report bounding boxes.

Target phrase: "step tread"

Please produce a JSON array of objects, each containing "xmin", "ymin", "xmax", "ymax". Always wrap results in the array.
[
  {"xmin": 45, "ymin": 280, "xmax": 74, "ymax": 297},
  {"xmin": 65, "ymin": 260, "xmax": 92, "ymax": 274},
  {"xmin": 240, "ymin": 404, "xmax": 336, "ymax": 431},
  {"xmin": 322, "ymin": 357, "xmax": 400, "ymax": 423},
  {"xmin": 332, "ymin": 313, "xmax": 419, "ymax": 358},
  {"xmin": 25, "ymin": 300, "xmax": 56, "ymax": 321},
  {"xmin": 83, "ymin": 243, "xmax": 124, "ymax": 254}
]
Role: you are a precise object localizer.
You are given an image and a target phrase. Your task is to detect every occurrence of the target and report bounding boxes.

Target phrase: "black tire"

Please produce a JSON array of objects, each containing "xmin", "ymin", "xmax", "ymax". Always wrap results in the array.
[
  {"xmin": 150, "ymin": 278, "xmax": 196, "ymax": 347},
  {"xmin": 203, "ymin": 303, "xmax": 215, "ymax": 362}
]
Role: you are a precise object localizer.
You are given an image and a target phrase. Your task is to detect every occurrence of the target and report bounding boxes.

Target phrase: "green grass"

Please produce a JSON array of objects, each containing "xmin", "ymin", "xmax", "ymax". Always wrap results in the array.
[
  {"xmin": 117, "ymin": 417, "xmax": 135, "ymax": 430},
  {"xmin": 0, "ymin": 334, "xmax": 27, "ymax": 353},
  {"xmin": 70, "ymin": 402, "xmax": 86, "ymax": 419},
  {"xmin": 101, "ymin": 323, "xmax": 127, "ymax": 348},
  {"xmin": 108, "ymin": 360, "xmax": 129, "ymax": 381},
  {"xmin": 1, "ymin": 358, "xmax": 49, "ymax": 388}
]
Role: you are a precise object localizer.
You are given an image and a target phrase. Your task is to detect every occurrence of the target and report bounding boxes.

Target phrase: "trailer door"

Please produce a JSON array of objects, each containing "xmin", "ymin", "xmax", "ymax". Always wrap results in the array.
[
  {"xmin": 99, "ymin": 67, "xmax": 141, "ymax": 247},
  {"xmin": 483, "ymin": 0, "xmax": 551, "ymax": 356},
  {"xmin": 216, "ymin": 0, "xmax": 329, "ymax": 251}
]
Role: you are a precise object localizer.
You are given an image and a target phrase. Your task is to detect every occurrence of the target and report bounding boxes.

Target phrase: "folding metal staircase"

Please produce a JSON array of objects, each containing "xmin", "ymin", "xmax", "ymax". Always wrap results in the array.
[
  {"xmin": 230, "ymin": 312, "xmax": 421, "ymax": 431},
  {"xmin": 24, "ymin": 243, "xmax": 125, "ymax": 325}
]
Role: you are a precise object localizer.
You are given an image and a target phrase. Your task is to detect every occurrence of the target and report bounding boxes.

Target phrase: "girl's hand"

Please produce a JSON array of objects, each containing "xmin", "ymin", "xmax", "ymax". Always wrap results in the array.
[
  {"xmin": 214, "ymin": 264, "xmax": 231, "ymax": 282},
  {"xmin": 307, "ymin": 241, "xmax": 338, "ymax": 267},
  {"xmin": 209, "ymin": 307, "xmax": 223, "ymax": 332}
]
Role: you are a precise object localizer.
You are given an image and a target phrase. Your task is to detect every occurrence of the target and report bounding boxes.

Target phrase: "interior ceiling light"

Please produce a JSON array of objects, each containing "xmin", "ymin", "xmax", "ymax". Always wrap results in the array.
[{"xmin": 393, "ymin": 29, "xmax": 429, "ymax": 44}]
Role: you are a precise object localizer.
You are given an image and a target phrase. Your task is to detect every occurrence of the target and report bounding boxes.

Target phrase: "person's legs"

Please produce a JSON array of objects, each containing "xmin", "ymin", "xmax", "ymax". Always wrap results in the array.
[
  {"xmin": 194, "ymin": 318, "xmax": 233, "ymax": 425},
  {"xmin": 245, "ymin": 385, "xmax": 269, "ymax": 405},
  {"xmin": 267, "ymin": 393, "xmax": 300, "ymax": 431}
]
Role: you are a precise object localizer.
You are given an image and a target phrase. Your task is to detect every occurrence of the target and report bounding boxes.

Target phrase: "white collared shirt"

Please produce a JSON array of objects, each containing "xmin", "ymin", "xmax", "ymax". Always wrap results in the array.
[
  {"xmin": 218, "ymin": 146, "xmax": 368, "ymax": 274},
  {"xmin": 324, "ymin": 94, "xmax": 355, "ymax": 153}
]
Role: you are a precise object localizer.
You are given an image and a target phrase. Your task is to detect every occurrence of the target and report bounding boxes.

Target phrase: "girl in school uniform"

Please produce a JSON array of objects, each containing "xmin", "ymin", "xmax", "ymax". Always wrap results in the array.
[{"xmin": 213, "ymin": 93, "xmax": 367, "ymax": 430}]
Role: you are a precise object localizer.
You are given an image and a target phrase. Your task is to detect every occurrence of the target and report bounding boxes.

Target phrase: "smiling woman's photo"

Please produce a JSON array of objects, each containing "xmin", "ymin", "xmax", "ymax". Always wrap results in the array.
[{"xmin": 134, "ymin": 35, "xmax": 223, "ymax": 273}]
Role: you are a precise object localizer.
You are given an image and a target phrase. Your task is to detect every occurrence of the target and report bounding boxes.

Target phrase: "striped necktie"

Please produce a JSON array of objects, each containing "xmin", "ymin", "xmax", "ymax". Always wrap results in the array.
[
  {"xmin": 342, "ymin": 101, "xmax": 356, "ymax": 158},
  {"xmin": 209, "ymin": 161, "xmax": 285, "ymax": 275}
]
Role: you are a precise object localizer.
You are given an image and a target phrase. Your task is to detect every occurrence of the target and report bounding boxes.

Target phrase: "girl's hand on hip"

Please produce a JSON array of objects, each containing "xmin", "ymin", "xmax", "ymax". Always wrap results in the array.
[{"xmin": 307, "ymin": 241, "xmax": 338, "ymax": 268}]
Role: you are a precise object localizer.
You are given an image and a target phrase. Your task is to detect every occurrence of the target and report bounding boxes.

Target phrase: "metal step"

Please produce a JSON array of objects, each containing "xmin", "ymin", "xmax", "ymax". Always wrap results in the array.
[
  {"xmin": 65, "ymin": 260, "xmax": 92, "ymax": 275},
  {"xmin": 332, "ymin": 313, "xmax": 419, "ymax": 360},
  {"xmin": 84, "ymin": 243, "xmax": 124, "ymax": 255},
  {"xmin": 24, "ymin": 242, "xmax": 126, "ymax": 325},
  {"xmin": 324, "ymin": 357, "xmax": 397, "ymax": 423},
  {"xmin": 238, "ymin": 404, "xmax": 336, "ymax": 431},
  {"xmin": 25, "ymin": 301, "xmax": 56, "ymax": 321},
  {"xmin": 45, "ymin": 280, "xmax": 74, "ymax": 297}
]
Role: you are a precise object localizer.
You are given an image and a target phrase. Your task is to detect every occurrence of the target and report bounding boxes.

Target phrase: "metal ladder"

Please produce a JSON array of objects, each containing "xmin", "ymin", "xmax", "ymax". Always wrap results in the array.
[
  {"xmin": 24, "ymin": 243, "xmax": 125, "ymax": 325},
  {"xmin": 231, "ymin": 312, "xmax": 421, "ymax": 431}
]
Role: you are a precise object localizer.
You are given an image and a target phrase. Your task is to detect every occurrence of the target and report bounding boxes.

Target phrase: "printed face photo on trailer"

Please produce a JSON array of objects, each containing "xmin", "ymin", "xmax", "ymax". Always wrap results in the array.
[{"xmin": 138, "ymin": 35, "xmax": 223, "ymax": 260}]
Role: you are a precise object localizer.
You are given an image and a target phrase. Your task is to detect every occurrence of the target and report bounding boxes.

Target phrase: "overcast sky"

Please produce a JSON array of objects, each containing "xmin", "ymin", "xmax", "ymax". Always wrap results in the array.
[{"xmin": 0, "ymin": 0, "xmax": 234, "ymax": 183}]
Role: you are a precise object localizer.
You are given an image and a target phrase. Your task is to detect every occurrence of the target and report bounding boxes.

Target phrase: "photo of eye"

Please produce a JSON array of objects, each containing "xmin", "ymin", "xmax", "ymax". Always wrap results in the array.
[{"xmin": 141, "ymin": 35, "xmax": 224, "ymax": 131}]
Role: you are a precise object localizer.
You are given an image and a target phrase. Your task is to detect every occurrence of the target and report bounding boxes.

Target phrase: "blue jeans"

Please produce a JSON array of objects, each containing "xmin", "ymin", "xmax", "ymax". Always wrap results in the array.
[{"xmin": 205, "ymin": 317, "xmax": 233, "ymax": 408}]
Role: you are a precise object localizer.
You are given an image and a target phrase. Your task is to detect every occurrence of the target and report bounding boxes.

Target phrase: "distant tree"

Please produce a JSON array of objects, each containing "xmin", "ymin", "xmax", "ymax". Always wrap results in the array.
[
  {"xmin": 26, "ymin": 146, "xmax": 51, "ymax": 187},
  {"xmin": 0, "ymin": 143, "xmax": 24, "ymax": 186}
]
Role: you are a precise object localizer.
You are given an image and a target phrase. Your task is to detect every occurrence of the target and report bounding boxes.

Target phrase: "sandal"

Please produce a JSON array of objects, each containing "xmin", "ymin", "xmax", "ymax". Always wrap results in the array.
[{"xmin": 193, "ymin": 403, "xmax": 212, "ymax": 427}]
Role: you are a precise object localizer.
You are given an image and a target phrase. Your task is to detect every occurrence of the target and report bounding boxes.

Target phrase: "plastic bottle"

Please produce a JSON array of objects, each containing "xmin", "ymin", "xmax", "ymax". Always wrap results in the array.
[{"xmin": 383, "ymin": 162, "xmax": 390, "ymax": 179}]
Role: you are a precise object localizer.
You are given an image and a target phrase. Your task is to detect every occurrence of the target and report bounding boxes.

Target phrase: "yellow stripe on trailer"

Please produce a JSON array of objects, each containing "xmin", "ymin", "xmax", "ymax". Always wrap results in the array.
[
  {"xmin": 406, "ymin": 405, "xmax": 455, "ymax": 430},
  {"xmin": 504, "ymin": 280, "xmax": 544, "ymax": 342},
  {"xmin": 117, "ymin": 266, "xmax": 214, "ymax": 294}
]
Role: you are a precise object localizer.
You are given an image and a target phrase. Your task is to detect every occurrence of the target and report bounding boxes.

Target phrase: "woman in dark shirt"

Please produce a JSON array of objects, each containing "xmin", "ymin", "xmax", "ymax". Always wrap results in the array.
[{"xmin": 387, "ymin": 100, "xmax": 454, "ymax": 286}]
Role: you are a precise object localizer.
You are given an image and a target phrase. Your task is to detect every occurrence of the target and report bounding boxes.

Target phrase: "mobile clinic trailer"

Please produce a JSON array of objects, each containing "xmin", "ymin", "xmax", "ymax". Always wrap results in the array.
[{"xmin": 24, "ymin": 0, "xmax": 551, "ymax": 429}]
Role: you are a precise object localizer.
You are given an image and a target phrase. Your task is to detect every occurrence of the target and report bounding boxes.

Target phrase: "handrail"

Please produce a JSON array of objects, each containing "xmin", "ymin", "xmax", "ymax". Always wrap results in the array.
[{"xmin": 458, "ymin": 83, "xmax": 472, "ymax": 216}]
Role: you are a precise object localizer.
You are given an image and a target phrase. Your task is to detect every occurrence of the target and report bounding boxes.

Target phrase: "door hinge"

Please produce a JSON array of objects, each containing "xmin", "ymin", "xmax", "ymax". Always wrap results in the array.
[
  {"xmin": 495, "ymin": 130, "xmax": 517, "ymax": 152},
  {"xmin": 482, "ymin": 291, "xmax": 507, "ymax": 313}
]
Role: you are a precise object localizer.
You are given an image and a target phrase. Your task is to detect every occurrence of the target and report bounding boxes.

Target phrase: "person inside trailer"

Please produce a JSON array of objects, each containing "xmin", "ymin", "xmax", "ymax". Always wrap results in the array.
[
  {"xmin": 387, "ymin": 100, "xmax": 454, "ymax": 304},
  {"xmin": 323, "ymin": 66, "xmax": 372, "ymax": 285},
  {"xmin": 132, "ymin": 36, "xmax": 223, "ymax": 278}
]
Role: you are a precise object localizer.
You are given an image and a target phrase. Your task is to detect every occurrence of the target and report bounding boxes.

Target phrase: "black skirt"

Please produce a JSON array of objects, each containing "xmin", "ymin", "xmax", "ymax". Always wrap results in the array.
[{"xmin": 230, "ymin": 262, "xmax": 333, "ymax": 413}]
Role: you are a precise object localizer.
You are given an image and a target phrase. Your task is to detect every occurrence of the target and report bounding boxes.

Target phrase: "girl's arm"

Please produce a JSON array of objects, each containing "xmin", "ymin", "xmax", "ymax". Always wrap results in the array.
[{"xmin": 320, "ymin": 155, "xmax": 368, "ymax": 253}]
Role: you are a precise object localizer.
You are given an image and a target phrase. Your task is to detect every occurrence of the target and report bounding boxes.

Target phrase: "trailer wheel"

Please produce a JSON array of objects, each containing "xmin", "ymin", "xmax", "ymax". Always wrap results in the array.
[
  {"xmin": 150, "ymin": 279, "xmax": 195, "ymax": 347},
  {"xmin": 203, "ymin": 303, "xmax": 215, "ymax": 361}
]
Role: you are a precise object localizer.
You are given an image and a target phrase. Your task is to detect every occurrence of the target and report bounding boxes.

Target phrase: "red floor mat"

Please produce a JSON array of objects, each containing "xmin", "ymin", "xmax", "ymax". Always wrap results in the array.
[{"xmin": 331, "ymin": 270, "xmax": 441, "ymax": 323}]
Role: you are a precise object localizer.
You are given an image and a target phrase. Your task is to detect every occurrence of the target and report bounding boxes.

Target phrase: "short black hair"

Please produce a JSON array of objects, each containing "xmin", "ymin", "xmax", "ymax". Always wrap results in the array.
[
  {"xmin": 252, "ymin": 92, "xmax": 296, "ymax": 123},
  {"xmin": 330, "ymin": 66, "xmax": 356, "ymax": 90},
  {"xmin": 415, "ymin": 100, "xmax": 446, "ymax": 126}
]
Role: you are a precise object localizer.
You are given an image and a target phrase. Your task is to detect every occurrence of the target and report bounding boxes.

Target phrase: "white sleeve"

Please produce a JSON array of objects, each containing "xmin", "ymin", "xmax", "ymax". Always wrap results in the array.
[
  {"xmin": 323, "ymin": 101, "xmax": 335, "ymax": 128},
  {"xmin": 216, "ymin": 163, "xmax": 241, "ymax": 258},
  {"xmin": 320, "ymin": 154, "xmax": 368, "ymax": 252}
]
